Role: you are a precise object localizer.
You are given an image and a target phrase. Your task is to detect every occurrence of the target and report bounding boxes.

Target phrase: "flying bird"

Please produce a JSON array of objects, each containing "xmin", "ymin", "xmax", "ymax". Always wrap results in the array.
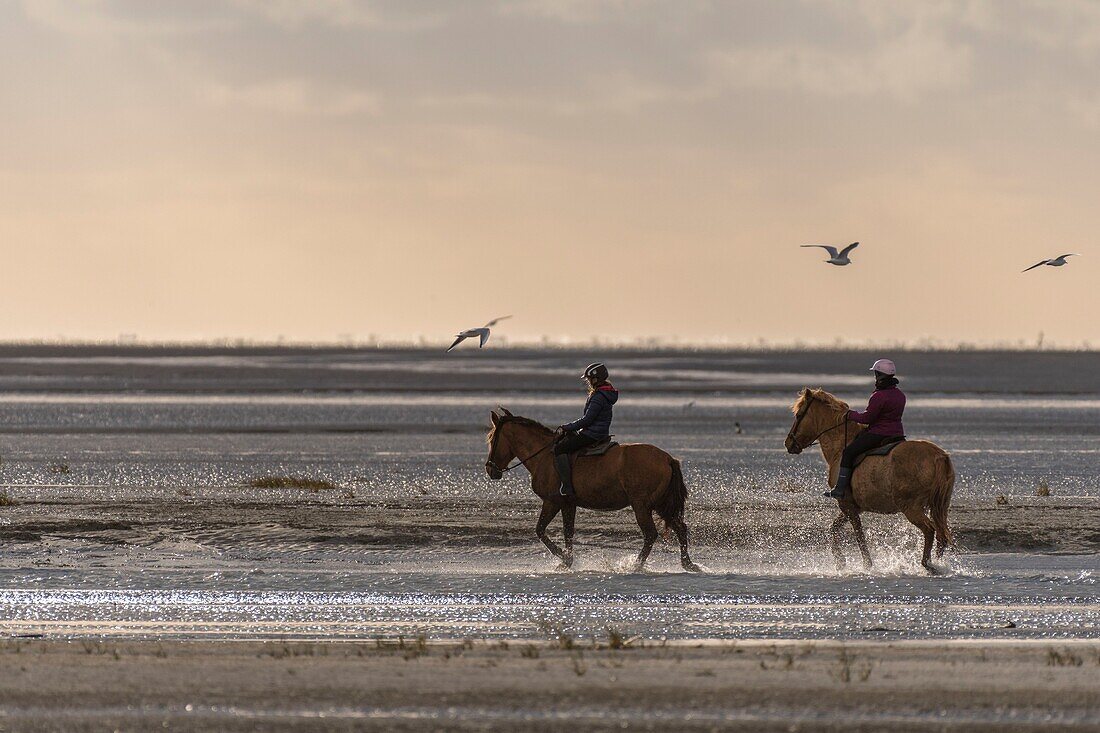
[
  {"xmin": 801, "ymin": 242, "xmax": 859, "ymax": 266},
  {"xmin": 1022, "ymin": 254, "xmax": 1079, "ymax": 273},
  {"xmin": 446, "ymin": 316, "xmax": 512, "ymax": 352}
]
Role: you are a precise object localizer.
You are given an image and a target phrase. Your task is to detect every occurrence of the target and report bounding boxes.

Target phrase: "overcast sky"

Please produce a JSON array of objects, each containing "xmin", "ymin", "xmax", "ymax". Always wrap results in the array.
[{"xmin": 2, "ymin": 1, "xmax": 1099, "ymax": 345}]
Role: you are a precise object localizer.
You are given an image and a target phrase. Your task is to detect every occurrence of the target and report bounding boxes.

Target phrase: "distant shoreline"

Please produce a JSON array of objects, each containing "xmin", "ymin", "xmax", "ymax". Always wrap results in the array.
[{"xmin": 0, "ymin": 342, "xmax": 1096, "ymax": 356}]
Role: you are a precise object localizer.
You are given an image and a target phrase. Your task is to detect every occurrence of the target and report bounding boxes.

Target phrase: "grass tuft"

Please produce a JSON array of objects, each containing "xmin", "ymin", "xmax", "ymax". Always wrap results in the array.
[
  {"xmin": 247, "ymin": 476, "xmax": 337, "ymax": 492},
  {"xmin": 1047, "ymin": 649, "xmax": 1083, "ymax": 667},
  {"xmin": 1036, "ymin": 479, "xmax": 1051, "ymax": 497},
  {"xmin": 0, "ymin": 491, "xmax": 17, "ymax": 507}
]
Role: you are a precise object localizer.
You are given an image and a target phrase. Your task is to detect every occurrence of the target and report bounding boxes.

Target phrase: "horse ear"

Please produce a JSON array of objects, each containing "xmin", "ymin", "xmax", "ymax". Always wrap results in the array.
[
  {"xmin": 500, "ymin": 407, "xmax": 513, "ymax": 417},
  {"xmin": 490, "ymin": 410, "xmax": 501, "ymax": 425}
]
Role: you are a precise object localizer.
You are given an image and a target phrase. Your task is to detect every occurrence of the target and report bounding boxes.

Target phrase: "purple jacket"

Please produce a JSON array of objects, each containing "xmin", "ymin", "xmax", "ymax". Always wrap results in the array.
[{"xmin": 848, "ymin": 385, "xmax": 906, "ymax": 436}]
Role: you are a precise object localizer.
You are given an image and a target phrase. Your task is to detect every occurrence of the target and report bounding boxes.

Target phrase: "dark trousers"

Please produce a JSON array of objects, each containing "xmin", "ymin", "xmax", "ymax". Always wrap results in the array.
[
  {"xmin": 840, "ymin": 432, "xmax": 896, "ymax": 469},
  {"xmin": 554, "ymin": 432, "xmax": 599, "ymax": 496},
  {"xmin": 554, "ymin": 431, "xmax": 599, "ymax": 455}
]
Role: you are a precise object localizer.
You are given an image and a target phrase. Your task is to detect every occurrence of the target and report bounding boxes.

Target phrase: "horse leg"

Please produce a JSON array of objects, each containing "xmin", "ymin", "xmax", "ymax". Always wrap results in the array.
[
  {"xmin": 829, "ymin": 513, "xmax": 847, "ymax": 571},
  {"xmin": 933, "ymin": 516, "xmax": 950, "ymax": 559},
  {"xmin": 934, "ymin": 533, "xmax": 948, "ymax": 559},
  {"xmin": 630, "ymin": 505, "xmax": 659, "ymax": 572},
  {"xmin": 848, "ymin": 511, "xmax": 873, "ymax": 570},
  {"xmin": 535, "ymin": 500, "xmax": 566, "ymax": 564},
  {"xmin": 903, "ymin": 507, "xmax": 939, "ymax": 575},
  {"xmin": 561, "ymin": 503, "xmax": 576, "ymax": 569},
  {"xmin": 668, "ymin": 517, "xmax": 702, "ymax": 573}
]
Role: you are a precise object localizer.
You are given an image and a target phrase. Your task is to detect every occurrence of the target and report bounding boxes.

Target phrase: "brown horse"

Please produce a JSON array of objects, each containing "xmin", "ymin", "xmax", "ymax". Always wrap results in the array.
[
  {"xmin": 784, "ymin": 388, "xmax": 955, "ymax": 574},
  {"xmin": 485, "ymin": 408, "xmax": 702, "ymax": 572}
]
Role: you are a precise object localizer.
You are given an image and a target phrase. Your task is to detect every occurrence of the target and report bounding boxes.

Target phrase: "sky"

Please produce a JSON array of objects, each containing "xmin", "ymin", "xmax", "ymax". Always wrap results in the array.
[{"xmin": 2, "ymin": 0, "xmax": 1100, "ymax": 346}]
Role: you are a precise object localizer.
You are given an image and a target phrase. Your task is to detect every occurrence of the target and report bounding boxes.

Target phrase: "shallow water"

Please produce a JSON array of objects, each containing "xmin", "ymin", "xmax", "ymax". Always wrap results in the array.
[
  {"xmin": 0, "ymin": 347, "xmax": 1098, "ymax": 641},
  {"xmin": 0, "ymin": 554, "xmax": 1096, "ymax": 641}
]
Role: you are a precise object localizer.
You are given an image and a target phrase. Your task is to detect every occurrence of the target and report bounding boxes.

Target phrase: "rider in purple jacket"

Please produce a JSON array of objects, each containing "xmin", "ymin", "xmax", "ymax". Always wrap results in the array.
[{"xmin": 825, "ymin": 359, "xmax": 906, "ymax": 499}]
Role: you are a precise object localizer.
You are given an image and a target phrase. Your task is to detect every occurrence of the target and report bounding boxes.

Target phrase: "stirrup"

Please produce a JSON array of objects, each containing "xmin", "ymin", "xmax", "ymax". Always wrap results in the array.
[
  {"xmin": 558, "ymin": 483, "xmax": 574, "ymax": 498},
  {"xmin": 824, "ymin": 486, "xmax": 846, "ymax": 499}
]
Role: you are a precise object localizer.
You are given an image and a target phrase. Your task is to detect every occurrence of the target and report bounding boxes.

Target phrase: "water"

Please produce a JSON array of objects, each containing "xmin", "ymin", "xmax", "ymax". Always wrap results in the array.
[{"xmin": 0, "ymin": 347, "xmax": 1097, "ymax": 641}]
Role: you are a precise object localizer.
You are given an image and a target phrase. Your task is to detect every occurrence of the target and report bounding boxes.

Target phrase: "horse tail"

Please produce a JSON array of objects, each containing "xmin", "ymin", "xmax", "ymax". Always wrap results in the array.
[
  {"xmin": 929, "ymin": 452, "xmax": 955, "ymax": 550},
  {"xmin": 655, "ymin": 458, "xmax": 688, "ymax": 526}
]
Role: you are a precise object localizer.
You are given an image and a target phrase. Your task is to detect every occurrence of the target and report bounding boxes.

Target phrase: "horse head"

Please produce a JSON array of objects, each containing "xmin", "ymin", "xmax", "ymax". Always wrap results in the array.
[
  {"xmin": 786, "ymin": 388, "xmax": 846, "ymax": 454},
  {"xmin": 485, "ymin": 407, "xmax": 515, "ymax": 480}
]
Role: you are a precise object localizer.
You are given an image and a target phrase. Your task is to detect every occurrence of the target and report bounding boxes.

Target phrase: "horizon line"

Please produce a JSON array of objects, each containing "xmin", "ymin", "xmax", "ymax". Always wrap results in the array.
[{"xmin": 0, "ymin": 336, "xmax": 1089, "ymax": 353}]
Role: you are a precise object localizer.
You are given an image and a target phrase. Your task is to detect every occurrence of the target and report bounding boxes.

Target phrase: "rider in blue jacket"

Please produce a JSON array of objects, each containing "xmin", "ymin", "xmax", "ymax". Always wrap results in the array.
[{"xmin": 555, "ymin": 362, "xmax": 619, "ymax": 497}]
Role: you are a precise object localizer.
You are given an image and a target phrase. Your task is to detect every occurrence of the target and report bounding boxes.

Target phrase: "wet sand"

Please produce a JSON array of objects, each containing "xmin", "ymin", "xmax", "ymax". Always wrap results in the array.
[
  {"xmin": 1, "ymin": 347, "xmax": 1099, "ymax": 727},
  {"xmin": 1, "ymin": 638, "xmax": 1097, "ymax": 731},
  {"xmin": 2, "ymin": 495, "xmax": 1099, "ymax": 558}
]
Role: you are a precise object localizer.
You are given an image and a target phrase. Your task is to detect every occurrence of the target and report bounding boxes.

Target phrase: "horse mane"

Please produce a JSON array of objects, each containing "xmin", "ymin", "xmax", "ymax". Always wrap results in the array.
[
  {"xmin": 486, "ymin": 412, "xmax": 554, "ymax": 444},
  {"xmin": 790, "ymin": 388, "xmax": 849, "ymax": 415}
]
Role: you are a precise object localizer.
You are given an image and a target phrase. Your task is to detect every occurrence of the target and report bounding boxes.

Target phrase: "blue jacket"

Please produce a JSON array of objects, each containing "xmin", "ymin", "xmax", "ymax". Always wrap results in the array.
[{"xmin": 562, "ymin": 384, "xmax": 618, "ymax": 438}]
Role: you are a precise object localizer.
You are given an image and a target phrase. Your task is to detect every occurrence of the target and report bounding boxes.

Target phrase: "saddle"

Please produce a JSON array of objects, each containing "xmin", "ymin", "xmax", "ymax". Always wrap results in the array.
[
  {"xmin": 567, "ymin": 437, "xmax": 619, "ymax": 470},
  {"xmin": 580, "ymin": 437, "xmax": 618, "ymax": 457},
  {"xmin": 852, "ymin": 436, "xmax": 906, "ymax": 469}
]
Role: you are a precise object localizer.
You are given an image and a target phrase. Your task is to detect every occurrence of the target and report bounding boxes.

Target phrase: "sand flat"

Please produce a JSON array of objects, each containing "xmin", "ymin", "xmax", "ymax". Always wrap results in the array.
[{"xmin": 0, "ymin": 639, "xmax": 1097, "ymax": 731}]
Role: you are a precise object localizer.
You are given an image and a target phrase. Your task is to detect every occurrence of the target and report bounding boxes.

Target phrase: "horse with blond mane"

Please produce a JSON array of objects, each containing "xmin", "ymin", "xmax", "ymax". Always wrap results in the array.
[
  {"xmin": 485, "ymin": 408, "xmax": 702, "ymax": 572},
  {"xmin": 785, "ymin": 388, "xmax": 955, "ymax": 573}
]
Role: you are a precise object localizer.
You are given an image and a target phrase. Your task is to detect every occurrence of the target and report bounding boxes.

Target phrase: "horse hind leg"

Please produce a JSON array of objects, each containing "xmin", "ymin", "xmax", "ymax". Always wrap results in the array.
[
  {"xmin": 847, "ymin": 511, "xmax": 873, "ymax": 570},
  {"xmin": 561, "ymin": 503, "xmax": 576, "ymax": 569},
  {"xmin": 934, "ymin": 532, "xmax": 948, "ymax": 559},
  {"xmin": 903, "ymin": 507, "xmax": 939, "ymax": 575},
  {"xmin": 630, "ymin": 505, "xmax": 660, "ymax": 572},
  {"xmin": 535, "ymin": 500, "xmax": 567, "ymax": 565},
  {"xmin": 933, "ymin": 514, "xmax": 951, "ymax": 559},
  {"xmin": 668, "ymin": 517, "xmax": 702, "ymax": 573},
  {"xmin": 829, "ymin": 513, "xmax": 847, "ymax": 571}
]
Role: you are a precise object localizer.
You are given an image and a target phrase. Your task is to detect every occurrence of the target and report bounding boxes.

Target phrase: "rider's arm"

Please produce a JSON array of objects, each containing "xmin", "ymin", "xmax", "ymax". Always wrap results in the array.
[
  {"xmin": 561, "ymin": 393, "xmax": 606, "ymax": 432},
  {"xmin": 847, "ymin": 392, "xmax": 884, "ymax": 425}
]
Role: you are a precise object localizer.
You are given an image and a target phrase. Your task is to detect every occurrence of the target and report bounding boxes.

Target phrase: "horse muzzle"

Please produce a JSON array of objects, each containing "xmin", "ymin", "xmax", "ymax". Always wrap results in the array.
[
  {"xmin": 485, "ymin": 462, "xmax": 503, "ymax": 480},
  {"xmin": 784, "ymin": 436, "xmax": 803, "ymax": 455}
]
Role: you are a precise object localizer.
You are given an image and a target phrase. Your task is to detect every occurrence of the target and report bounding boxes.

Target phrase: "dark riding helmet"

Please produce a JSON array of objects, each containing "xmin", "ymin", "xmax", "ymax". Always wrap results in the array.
[{"xmin": 583, "ymin": 362, "xmax": 609, "ymax": 382}]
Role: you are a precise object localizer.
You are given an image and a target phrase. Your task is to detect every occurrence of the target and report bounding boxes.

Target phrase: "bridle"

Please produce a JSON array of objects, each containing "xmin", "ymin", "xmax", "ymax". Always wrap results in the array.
[
  {"xmin": 486, "ymin": 417, "xmax": 556, "ymax": 474},
  {"xmin": 786, "ymin": 391, "xmax": 849, "ymax": 452}
]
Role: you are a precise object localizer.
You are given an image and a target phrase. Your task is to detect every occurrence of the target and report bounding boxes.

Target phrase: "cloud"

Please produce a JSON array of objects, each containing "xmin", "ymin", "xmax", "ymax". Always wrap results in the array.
[
  {"xmin": 19, "ymin": 0, "xmax": 231, "ymax": 37},
  {"xmin": 226, "ymin": 0, "xmax": 381, "ymax": 28},
  {"xmin": 20, "ymin": 0, "xmax": 441, "ymax": 37},
  {"xmin": 709, "ymin": 21, "xmax": 973, "ymax": 102},
  {"xmin": 496, "ymin": 0, "xmax": 638, "ymax": 24},
  {"xmin": 225, "ymin": 0, "xmax": 445, "ymax": 31},
  {"xmin": 201, "ymin": 78, "xmax": 379, "ymax": 117}
]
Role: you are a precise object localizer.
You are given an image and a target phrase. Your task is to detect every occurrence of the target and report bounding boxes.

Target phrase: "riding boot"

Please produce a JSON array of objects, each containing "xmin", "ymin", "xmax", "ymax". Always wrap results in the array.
[
  {"xmin": 555, "ymin": 453, "xmax": 575, "ymax": 497},
  {"xmin": 825, "ymin": 467, "xmax": 852, "ymax": 499}
]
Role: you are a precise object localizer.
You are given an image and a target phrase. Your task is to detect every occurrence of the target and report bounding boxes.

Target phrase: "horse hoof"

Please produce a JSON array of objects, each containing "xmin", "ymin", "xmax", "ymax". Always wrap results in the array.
[
  {"xmin": 682, "ymin": 561, "xmax": 703, "ymax": 573},
  {"xmin": 923, "ymin": 563, "xmax": 942, "ymax": 576},
  {"xmin": 557, "ymin": 555, "xmax": 574, "ymax": 571}
]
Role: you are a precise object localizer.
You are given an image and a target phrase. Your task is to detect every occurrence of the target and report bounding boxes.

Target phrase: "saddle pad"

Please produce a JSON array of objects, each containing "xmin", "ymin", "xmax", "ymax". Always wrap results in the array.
[
  {"xmin": 581, "ymin": 440, "xmax": 618, "ymax": 457},
  {"xmin": 853, "ymin": 437, "xmax": 905, "ymax": 469}
]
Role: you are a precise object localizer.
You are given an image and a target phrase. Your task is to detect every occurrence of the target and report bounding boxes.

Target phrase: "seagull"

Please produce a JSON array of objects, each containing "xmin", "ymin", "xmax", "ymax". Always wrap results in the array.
[
  {"xmin": 801, "ymin": 242, "xmax": 859, "ymax": 266},
  {"xmin": 1022, "ymin": 254, "xmax": 1079, "ymax": 272},
  {"xmin": 446, "ymin": 315, "xmax": 512, "ymax": 352}
]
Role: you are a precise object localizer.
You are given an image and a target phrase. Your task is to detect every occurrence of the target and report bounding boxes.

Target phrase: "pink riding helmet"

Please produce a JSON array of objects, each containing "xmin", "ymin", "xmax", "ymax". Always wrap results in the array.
[{"xmin": 870, "ymin": 358, "xmax": 896, "ymax": 376}]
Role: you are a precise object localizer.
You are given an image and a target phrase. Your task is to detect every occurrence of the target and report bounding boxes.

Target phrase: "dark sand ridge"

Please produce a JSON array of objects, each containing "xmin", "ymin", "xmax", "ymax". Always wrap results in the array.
[
  {"xmin": 1, "ymin": 496, "xmax": 1099, "ymax": 556},
  {"xmin": 0, "ymin": 639, "xmax": 1097, "ymax": 731}
]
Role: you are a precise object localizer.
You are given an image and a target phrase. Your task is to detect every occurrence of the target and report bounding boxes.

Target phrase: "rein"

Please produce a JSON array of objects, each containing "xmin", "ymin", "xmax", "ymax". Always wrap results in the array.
[
  {"xmin": 788, "ymin": 392, "xmax": 849, "ymax": 452},
  {"xmin": 487, "ymin": 418, "xmax": 556, "ymax": 473}
]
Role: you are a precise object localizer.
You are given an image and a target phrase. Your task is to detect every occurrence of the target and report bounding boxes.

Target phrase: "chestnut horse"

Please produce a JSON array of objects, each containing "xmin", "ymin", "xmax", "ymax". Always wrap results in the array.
[
  {"xmin": 785, "ymin": 388, "xmax": 955, "ymax": 573},
  {"xmin": 485, "ymin": 408, "xmax": 701, "ymax": 572}
]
